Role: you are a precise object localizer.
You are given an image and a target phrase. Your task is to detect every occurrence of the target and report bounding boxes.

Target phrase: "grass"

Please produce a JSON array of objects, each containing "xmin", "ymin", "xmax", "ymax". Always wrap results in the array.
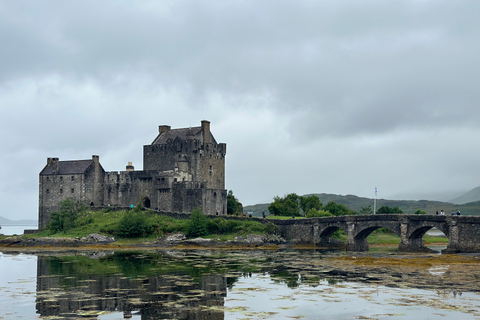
[
  {"xmin": 22, "ymin": 209, "xmax": 275, "ymax": 242},
  {"xmin": 266, "ymin": 215, "xmax": 305, "ymax": 220}
]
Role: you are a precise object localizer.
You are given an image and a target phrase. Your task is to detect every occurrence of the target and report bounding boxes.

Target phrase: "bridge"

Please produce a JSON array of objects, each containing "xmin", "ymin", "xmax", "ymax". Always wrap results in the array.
[{"xmin": 272, "ymin": 214, "xmax": 480, "ymax": 253}]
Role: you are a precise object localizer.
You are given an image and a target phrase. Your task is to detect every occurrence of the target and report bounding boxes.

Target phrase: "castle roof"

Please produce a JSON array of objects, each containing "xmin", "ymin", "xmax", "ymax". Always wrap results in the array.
[
  {"xmin": 40, "ymin": 160, "xmax": 93, "ymax": 175},
  {"xmin": 152, "ymin": 126, "xmax": 202, "ymax": 145}
]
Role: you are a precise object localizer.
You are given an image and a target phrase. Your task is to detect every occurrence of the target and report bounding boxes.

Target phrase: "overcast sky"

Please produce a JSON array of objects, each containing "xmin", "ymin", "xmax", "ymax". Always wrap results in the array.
[{"xmin": 1, "ymin": 0, "xmax": 479, "ymax": 221}]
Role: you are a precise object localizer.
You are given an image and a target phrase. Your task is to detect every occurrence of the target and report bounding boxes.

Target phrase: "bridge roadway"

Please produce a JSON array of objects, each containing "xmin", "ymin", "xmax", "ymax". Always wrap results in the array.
[{"xmin": 271, "ymin": 214, "xmax": 480, "ymax": 253}]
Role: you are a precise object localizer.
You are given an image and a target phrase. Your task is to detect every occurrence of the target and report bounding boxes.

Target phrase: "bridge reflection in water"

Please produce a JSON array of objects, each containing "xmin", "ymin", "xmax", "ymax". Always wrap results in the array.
[{"xmin": 273, "ymin": 215, "xmax": 480, "ymax": 253}]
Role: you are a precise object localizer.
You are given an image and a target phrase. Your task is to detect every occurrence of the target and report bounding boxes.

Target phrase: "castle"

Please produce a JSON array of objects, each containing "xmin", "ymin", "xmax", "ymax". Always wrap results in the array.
[{"xmin": 38, "ymin": 120, "xmax": 227, "ymax": 229}]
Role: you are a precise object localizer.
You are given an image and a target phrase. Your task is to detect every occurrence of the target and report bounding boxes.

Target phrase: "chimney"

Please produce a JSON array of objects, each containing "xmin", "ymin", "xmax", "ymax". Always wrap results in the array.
[
  {"xmin": 126, "ymin": 162, "xmax": 134, "ymax": 172},
  {"xmin": 50, "ymin": 157, "xmax": 59, "ymax": 174},
  {"xmin": 201, "ymin": 120, "xmax": 211, "ymax": 144},
  {"xmin": 158, "ymin": 125, "xmax": 171, "ymax": 134},
  {"xmin": 92, "ymin": 155, "xmax": 99, "ymax": 163}
]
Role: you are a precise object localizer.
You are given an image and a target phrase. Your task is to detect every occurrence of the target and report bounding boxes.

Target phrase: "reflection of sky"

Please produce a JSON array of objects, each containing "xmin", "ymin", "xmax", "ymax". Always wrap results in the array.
[
  {"xmin": 0, "ymin": 253, "xmax": 37, "ymax": 318},
  {"xmin": 225, "ymin": 274, "xmax": 480, "ymax": 319}
]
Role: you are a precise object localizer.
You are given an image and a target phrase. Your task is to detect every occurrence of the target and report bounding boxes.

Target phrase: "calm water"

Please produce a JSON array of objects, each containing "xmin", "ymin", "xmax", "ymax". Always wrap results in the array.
[
  {"xmin": 0, "ymin": 225, "xmax": 37, "ymax": 236},
  {"xmin": 0, "ymin": 249, "xmax": 479, "ymax": 319}
]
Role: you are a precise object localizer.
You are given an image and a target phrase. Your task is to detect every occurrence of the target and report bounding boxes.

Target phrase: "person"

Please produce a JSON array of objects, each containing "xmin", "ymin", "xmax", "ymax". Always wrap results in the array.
[
  {"xmin": 441, "ymin": 210, "xmax": 445, "ymax": 216},
  {"xmin": 456, "ymin": 210, "xmax": 461, "ymax": 216},
  {"xmin": 262, "ymin": 210, "xmax": 266, "ymax": 219},
  {"xmin": 435, "ymin": 210, "xmax": 439, "ymax": 215},
  {"xmin": 451, "ymin": 210, "xmax": 455, "ymax": 216}
]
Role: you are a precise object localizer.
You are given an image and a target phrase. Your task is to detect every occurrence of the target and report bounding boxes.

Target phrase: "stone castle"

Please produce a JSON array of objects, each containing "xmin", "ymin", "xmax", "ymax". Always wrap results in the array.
[{"xmin": 38, "ymin": 120, "xmax": 227, "ymax": 229}]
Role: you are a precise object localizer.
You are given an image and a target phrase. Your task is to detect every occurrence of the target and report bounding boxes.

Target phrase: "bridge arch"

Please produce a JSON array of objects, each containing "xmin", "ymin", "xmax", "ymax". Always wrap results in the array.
[
  {"xmin": 399, "ymin": 221, "xmax": 450, "ymax": 252},
  {"xmin": 317, "ymin": 225, "xmax": 348, "ymax": 247},
  {"xmin": 347, "ymin": 222, "xmax": 402, "ymax": 252}
]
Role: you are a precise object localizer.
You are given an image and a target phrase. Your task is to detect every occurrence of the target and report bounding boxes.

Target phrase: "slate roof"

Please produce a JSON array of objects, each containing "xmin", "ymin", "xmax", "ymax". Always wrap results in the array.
[
  {"xmin": 152, "ymin": 126, "xmax": 202, "ymax": 145},
  {"xmin": 40, "ymin": 160, "xmax": 93, "ymax": 175}
]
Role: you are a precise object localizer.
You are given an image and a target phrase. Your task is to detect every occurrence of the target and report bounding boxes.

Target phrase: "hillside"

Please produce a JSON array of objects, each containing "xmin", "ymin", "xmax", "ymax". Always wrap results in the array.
[
  {"xmin": 0, "ymin": 216, "xmax": 37, "ymax": 226},
  {"xmin": 450, "ymin": 186, "xmax": 480, "ymax": 204},
  {"xmin": 243, "ymin": 193, "xmax": 480, "ymax": 217}
]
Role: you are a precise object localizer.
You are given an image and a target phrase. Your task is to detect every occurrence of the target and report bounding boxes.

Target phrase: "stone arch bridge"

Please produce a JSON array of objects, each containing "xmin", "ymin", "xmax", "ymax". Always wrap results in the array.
[{"xmin": 272, "ymin": 215, "xmax": 480, "ymax": 253}]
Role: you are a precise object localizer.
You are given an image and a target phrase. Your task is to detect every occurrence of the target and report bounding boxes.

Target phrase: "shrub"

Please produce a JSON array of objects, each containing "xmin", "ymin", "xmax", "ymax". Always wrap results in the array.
[
  {"xmin": 117, "ymin": 211, "xmax": 153, "ymax": 238},
  {"xmin": 48, "ymin": 199, "xmax": 87, "ymax": 233},
  {"xmin": 185, "ymin": 208, "xmax": 209, "ymax": 237},
  {"xmin": 306, "ymin": 209, "xmax": 333, "ymax": 218},
  {"xmin": 413, "ymin": 209, "xmax": 427, "ymax": 215}
]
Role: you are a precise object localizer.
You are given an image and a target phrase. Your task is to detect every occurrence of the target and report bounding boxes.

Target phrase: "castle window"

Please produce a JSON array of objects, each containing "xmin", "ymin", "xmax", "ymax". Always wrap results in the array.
[
  {"xmin": 214, "ymin": 192, "xmax": 217, "ymax": 198},
  {"xmin": 46, "ymin": 177, "xmax": 50, "ymax": 182},
  {"xmin": 71, "ymin": 176, "xmax": 74, "ymax": 181},
  {"xmin": 209, "ymin": 165, "xmax": 212, "ymax": 176},
  {"xmin": 46, "ymin": 189, "xmax": 50, "ymax": 194},
  {"xmin": 174, "ymin": 178, "xmax": 177, "ymax": 182},
  {"xmin": 60, "ymin": 188, "xmax": 63, "ymax": 194},
  {"xmin": 71, "ymin": 188, "xmax": 74, "ymax": 193},
  {"xmin": 60, "ymin": 176, "xmax": 63, "ymax": 182}
]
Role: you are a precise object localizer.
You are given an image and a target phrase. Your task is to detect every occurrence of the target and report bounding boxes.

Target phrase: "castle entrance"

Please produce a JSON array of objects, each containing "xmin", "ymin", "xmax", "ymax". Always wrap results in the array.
[{"xmin": 143, "ymin": 197, "xmax": 151, "ymax": 208}]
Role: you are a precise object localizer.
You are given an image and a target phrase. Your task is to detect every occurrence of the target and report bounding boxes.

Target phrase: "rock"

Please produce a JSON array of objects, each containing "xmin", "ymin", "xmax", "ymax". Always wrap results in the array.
[
  {"xmin": 189, "ymin": 237, "xmax": 218, "ymax": 244},
  {"xmin": 156, "ymin": 233, "xmax": 186, "ymax": 245},
  {"xmin": 245, "ymin": 234, "xmax": 287, "ymax": 245},
  {"xmin": 81, "ymin": 233, "xmax": 116, "ymax": 243}
]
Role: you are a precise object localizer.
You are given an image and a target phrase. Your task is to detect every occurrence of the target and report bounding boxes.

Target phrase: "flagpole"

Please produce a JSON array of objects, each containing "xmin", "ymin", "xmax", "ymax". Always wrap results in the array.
[{"xmin": 373, "ymin": 186, "xmax": 377, "ymax": 215}]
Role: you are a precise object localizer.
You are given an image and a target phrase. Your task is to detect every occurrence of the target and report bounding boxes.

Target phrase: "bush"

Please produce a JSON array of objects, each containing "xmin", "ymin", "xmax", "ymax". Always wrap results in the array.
[
  {"xmin": 414, "ymin": 209, "xmax": 427, "ymax": 215},
  {"xmin": 117, "ymin": 210, "xmax": 153, "ymax": 238},
  {"xmin": 185, "ymin": 208, "xmax": 209, "ymax": 237},
  {"xmin": 306, "ymin": 209, "xmax": 333, "ymax": 218},
  {"xmin": 48, "ymin": 199, "xmax": 87, "ymax": 233}
]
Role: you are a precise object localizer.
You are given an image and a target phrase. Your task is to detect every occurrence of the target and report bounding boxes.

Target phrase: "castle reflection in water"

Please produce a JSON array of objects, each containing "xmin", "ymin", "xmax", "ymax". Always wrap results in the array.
[{"xmin": 35, "ymin": 252, "xmax": 229, "ymax": 319}]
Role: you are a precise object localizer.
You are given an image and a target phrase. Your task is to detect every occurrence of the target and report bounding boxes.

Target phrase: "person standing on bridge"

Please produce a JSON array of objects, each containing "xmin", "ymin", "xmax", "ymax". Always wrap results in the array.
[
  {"xmin": 457, "ymin": 210, "xmax": 461, "ymax": 216},
  {"xmin": 436, "ymin": 210, "xmax": 439, "ymax": 215},
  {"xmin": 451, "ymin": 210, "xmax": 456, "ymax": 216},
  {"xmin": 441, "ymin": 210, "xmax": 445, "ymax": 215}
]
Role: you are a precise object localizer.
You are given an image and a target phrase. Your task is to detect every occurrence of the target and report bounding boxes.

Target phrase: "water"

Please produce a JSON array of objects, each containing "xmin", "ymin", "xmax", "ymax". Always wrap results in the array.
[
  {"xmin": 0, "ymin": 225, "xmax": 38, "ymax": 236},
  {"xmin": 1, "ymin": 249, "xmax": 479, "ymax": 319}
]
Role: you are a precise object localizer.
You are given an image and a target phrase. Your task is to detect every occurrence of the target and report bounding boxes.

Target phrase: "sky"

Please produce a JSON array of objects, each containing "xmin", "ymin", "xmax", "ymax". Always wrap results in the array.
[{"xmin": 1, "ymin": 0, "xmax": 479, "ymax": 221}]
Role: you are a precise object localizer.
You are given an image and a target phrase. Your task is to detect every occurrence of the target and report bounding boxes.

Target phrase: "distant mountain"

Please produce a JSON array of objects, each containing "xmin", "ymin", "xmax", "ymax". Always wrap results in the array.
[
  {"xmin": 449, "ymin": 186, "xmax": 480, "ymax": 204},
  {"xmin": 0, "ymin": 216, "xmax": 37, "ymax": 226},
  {"xmin": 243, "ymin": 193, "xmax": 480, "ymax": 217}
]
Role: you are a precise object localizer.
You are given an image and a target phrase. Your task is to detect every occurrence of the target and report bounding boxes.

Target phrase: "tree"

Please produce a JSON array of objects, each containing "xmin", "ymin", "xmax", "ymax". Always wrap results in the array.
[
  {"xmin": 360, "ymin": 205, "xmax": 373, "ymax": 215},
  {"xmin": 268, "ymin": 193, "xmax": 301, "ymax": 217},
  {"xmin": 48, "ymin": 199, "xmax": 87, "ymax": 233},
  {"xmin": 324, "ymin": 201, "xmax": 356, "ymax": 216},
  {"xmin": 227, "ymin": 190, "xmax": 243, "ymax": 215},
  {"xmin": 300, "ymin": 195, "xmax": 322, "ymax": 215},
  {"xmin": 185, "ymin": 208, "xmax": 209, "ymax": 237},
  {"xmin": 376, "ymin": 206, "xmax": 403, "ymax": 214}
]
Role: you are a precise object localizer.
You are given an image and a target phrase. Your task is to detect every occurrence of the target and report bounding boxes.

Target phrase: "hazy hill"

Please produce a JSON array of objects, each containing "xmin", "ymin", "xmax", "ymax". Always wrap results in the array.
[
  {"xmin": 243, "ymin": 193, "xmax": 480, "ymax": 217},
  {"xmin": 0, "ymin": 216, "xmax": 37, "ymax": 226},
  {"xmin": 449, "ymin": 186, "xmax": 480, "ymax": 204}
]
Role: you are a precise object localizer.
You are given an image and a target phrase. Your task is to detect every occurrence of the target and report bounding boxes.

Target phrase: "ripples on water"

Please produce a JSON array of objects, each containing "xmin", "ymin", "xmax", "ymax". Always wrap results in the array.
[{"xmin": 0, "ymin": 250, "xmax": 479, "ymax": 319}]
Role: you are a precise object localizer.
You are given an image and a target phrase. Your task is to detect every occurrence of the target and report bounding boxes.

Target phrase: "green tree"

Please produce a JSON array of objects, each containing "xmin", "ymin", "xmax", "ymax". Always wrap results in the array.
[
  {"xmin": 376, "ymin": 206, "xmax": 403, "ymax": 214},
  {"xmin": 300, "ymin": 195, "xmax": 322, "ymax": 215},
  {"xmin": 324, "ymin": 201, "xmax": 356, "ymax": 216},
  {"xmin": 268, "ymin": 193, "xmax": 301, "ymax": 217},
  {"xmin": 227, "ymin": 190, "xmax": 243, "ymax": 215},
  {"xmin": 48, "ymin": 199, "xmax": 87, "ymax": 233},
  {"xmin": 360, "ymin": 205, "xmax": 373, "ymax": 215},
  {"xmin": 185, "ymin": 208, "xmax": 209, "ymax": 237}
]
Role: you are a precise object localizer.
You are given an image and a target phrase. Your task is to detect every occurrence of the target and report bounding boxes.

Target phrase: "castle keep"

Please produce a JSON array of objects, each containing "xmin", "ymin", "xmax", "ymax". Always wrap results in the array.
[{"xmin": 39, "ymin": 120, "xmax": 227, "ymax": 229}]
